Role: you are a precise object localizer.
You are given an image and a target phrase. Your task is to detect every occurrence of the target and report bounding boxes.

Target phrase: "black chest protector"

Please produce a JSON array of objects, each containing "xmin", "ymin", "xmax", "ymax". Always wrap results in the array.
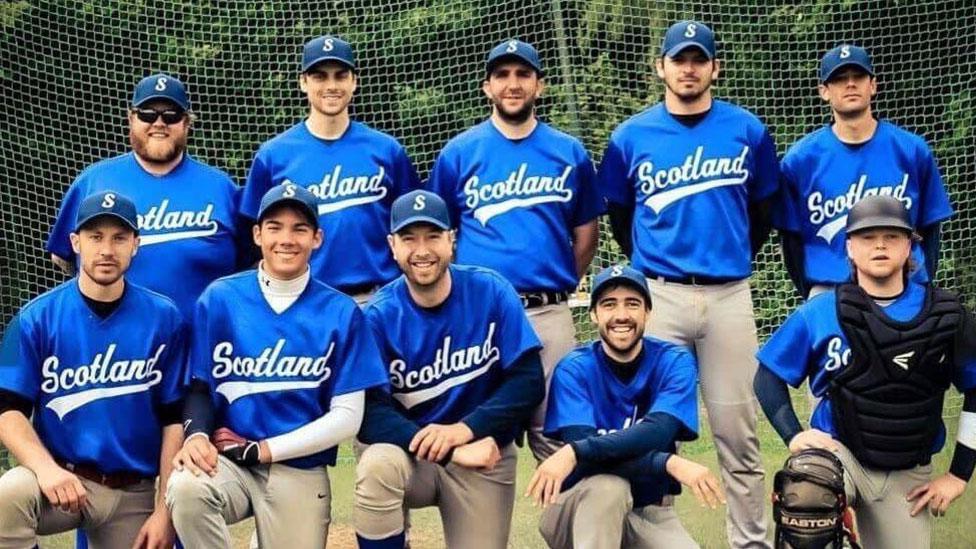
[{"xmin": 831, "ymin": 283, "xmax": 961, "ymax": 470}]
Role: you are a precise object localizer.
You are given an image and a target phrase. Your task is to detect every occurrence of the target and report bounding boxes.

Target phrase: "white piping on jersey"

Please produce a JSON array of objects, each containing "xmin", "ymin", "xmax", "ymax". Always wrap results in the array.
[
  {"xmin": 637, "ymin": 145, "xmax": 750, "ymax": 214},
  {"xmin": 389, "ymin": 322, "xmax": 500, "ymax": 409},
  {"xmin": 809, "ymin": 174, "xmax": 912, "ymax": 243},
  {"xmin": 463, "ymin": 164, "xmax": 574, "ymax": 225},
  {"xmin": 258, "ymin": 263, "xmax": 310, "ymax": 313},
  {"xmin": 212, "ymin": 338, "xmax": 335, "ymax": 404},
  {"xmin": 286, "ymin": 165, "xmax": 388, "ymax": 215},
  {"xmin": 137, "ymin": 200, "xmax": 219, "ymax": 245}
]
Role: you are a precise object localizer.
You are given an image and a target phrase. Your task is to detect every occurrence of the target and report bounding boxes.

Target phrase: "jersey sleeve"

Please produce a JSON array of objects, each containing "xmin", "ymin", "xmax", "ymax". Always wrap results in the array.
[
  {"xmin": 392, "ymin": 143, "xmax": 422, "ymax": 197},
  {"xmin": 493, "ymin": 277, "xmax": 542, "ymax": 369},
  {"xmin": 543, "ymin": 359, "xmax": 596, "ymax": 436},
  {"xmin": 916, "ymin": 143, "xmax": 953, "ymax": 227},
  {"xmin": 361, "ymin": 306, "xmax": 393, "ymax": 394},
  {"xmin": 570, "ymin": 150, "xmax": 606, "ymax": 226},
  {"xmin": 156, "ymin": 317, "xmax": 189, "ymax": 405},
  {"xmin": 0, "ymin": 314, "xmax": 42, "ymax": 401},
  {"xmin": 749, "ymin": 125, "xmax": 780, "ymax": 202},
  {"xmin": 756, "ymin": 308, "xmax": 815, "ymax": 388},
  {"xmin": 649, "ymin": 348, "xmax": 700, "ymax": 440},
  {"xmin": 46, "ymin": 178, "xmax": 87, "ymax": 261},
  {"xmin": 240, "ymin": 150, "xmax": 272, "ymax": 220},
  {"xmin": 426, "ymin": 149, "xmax": 462, "ymax": 225},
  {"xmin": 187, "ymin": 293, "xmax": 214, "ymax": 385},
  {"xmin": 596, "ymin": 137, "xmax": 634, "ymax": 206},
  {"xmin": 328, "ymin": 306, "xmax": 389, "ymax": 398}
]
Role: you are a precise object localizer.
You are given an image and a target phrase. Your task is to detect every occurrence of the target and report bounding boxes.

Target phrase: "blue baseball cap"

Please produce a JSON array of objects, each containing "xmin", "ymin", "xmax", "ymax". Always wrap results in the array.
[
  {"xmin": 486, "ymin": 39, "xmax": 544, "ymax": 76},
  {"xmin": 820, "ymin": 44, "xmax": 874, "ymax": 83},
  {"xmin": 302, "ymin": 35, "xmax": 356, "ymax": 72},
  {"xmin": 661, "ymin": 20, "xmax": 716, "ymax": 59},
  {"xmin": 257, "ymin": 184, "xmax": 320, "ymax": 229},
  {"xmin": 390, "ymin": 190, "xmax": 451, "ymax": 233},
  {"xmin": 74, "ymin": 190, "xmax": 139, "ymax": 234},
  {"xmin": 591, "ymin": 264, "xmax": 652, "ymax": 309},
  {"xmin": 131, "ymin": 73, "xmax": 190, "ymax": 111}
]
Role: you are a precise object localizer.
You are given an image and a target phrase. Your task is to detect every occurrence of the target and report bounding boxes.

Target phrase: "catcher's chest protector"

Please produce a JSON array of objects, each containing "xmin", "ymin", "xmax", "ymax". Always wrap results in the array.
[
  {"xmin": 773, "ymin": 448, "xmax": 849, "ymax": 549},
  {"xmin": 831, "ymin": 283, "xmax": 961, "ymax": 470}
]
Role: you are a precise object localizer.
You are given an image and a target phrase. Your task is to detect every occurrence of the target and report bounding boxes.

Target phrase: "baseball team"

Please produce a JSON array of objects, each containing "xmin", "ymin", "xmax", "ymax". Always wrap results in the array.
[{"xmin": 1, "ymin": 18, "xmax": 974, "ymax": 549}]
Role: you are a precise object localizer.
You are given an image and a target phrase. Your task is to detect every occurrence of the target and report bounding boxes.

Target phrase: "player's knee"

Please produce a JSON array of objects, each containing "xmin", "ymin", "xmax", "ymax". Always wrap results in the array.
[
  {"xmin": 578, "ymin": 474, "xmax": 632, "ymax": 513},
  {"xmin": 356, "ymin": 444, "xmax": 410, "ymax": 499},
  {"xmin": 0, "ymin": 466, "xmax": 42, "ymax": 515},
  {"xmin": 165, "ymin": 469, "xmax": 220, "ymax": 517}
]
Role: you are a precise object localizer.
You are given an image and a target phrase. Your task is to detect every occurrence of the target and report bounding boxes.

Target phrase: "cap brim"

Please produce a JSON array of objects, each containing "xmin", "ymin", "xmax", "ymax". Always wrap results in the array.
[
  {"xmin": 846, "ymin": 218, "xmax": 912, "ymax": 235},
  {"xmin": 75, "ymin": 212, "xmax": 139, "ymax": 234},
  {"xmin": 258, "ymin": 198, "xmax": 320, "ymax": 229},
  {"xmin": 391, "ymin": 216, "xmax": 451, "ymax": 234},
  {"xmin": 664, "ymin": 42, "xmax": 714, "ymax": 59},
  {"xmin": 822, "ymin": 61, "xmax": 874, "ymax": 82},
  {"xmin": 132, "ymin": 94, "xmax": 189, "ymax": 110},
  {"xmin": 590, "ymin": 277, "xmax": 652, "ymax": 309},
  {"xmin": 486, "ymin": 53, "xmax": 544, "ymax": 76},
  {"xmin": 302, "ymin": 56, "xmax": 356, "ymax": 72}
]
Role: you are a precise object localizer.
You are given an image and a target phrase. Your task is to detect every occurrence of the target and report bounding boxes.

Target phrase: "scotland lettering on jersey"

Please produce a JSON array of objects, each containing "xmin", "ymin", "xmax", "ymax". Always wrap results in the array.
[
  {"xmin": 637, "ymin": 145, "xmax": 750, "ymax": 213},
  {"xmin": 41, "ymin": 343, "xmax": 166, "ymax": 419},
  {"xmin": 285, "ymin": 164, "xmax": 388, "ymax": 215},
  {"xmin": 210, "ymin": 339, "xmax": 335, "ymax": 403},
  {"xmin": 138, "ymin": 199, "xmax": 219, "ymax": 245},
  {"xmin": 463, "ymin": 164, "xmax": 574, "ymax": 225},
  {"xmin": 389, "ymin": 322, "xmax": 500, "ymax": 408},
  {"xmin": 808, "ymin": 174, "xmax": 912, "ymax": 244}
]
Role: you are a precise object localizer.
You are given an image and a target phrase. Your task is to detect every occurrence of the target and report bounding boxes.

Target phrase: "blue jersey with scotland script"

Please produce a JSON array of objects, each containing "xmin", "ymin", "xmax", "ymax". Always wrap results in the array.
[
  {"xmin": 598, "ymin": 101, "xmax": 779, "ymax": 278},
  {"xmin": 363, "ymin": 264, "xmax": 541, "ymax": 442},
  {"xmin": 241, "ymin": 121, "xmax": 420, "ymax": 290},
  {"xmin": 545, "ymin": 338, "xmax": 699, "ymax": 506},
  {"xmin": 46, "ymin": 153, "xmax": 241, "ymax": 318},
  {"xmin": 428, "ymin": 120, "xmax": 604, "ymax": 292},
  {"xmin": 0, "ymin": 281, "xmax": 186, "ymax": 476},
  {"xmin": 757, "ymin": 282, "xmax": 976, "ymax": 455},
  {"xmin": 775, "ymin": 121, "xmax": 953, "ymax": 285},
  {"xmin": 189, "ymin": 271, "xmax": 387, "ymax": 468}
]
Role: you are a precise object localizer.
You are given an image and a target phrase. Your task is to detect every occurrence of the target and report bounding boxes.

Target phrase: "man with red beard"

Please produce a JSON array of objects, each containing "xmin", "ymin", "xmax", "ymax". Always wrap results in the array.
[{"xmin": 47, "ymin": 73, "xmax": 245, "ymax": 319}]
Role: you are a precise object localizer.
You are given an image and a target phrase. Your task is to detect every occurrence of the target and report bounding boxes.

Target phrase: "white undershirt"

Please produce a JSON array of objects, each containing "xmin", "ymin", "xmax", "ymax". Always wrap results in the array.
[{"xmin": 257, "ymin": 262, "xmax": 310, "ymax": 313}]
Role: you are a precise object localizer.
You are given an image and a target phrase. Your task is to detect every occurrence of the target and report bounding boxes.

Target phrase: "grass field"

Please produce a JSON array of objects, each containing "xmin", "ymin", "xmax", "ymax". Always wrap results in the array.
[{"xmin": 36, "ymin": 401, "xmax": 976, "ymax": 549}]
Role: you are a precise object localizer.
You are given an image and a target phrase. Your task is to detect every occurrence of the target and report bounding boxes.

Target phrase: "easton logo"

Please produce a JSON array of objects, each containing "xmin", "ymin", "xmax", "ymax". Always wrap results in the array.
[
  {"xmin": 892, "ymin": 350, "xmax": 915, "ymax": 371},
  {"xmin": 288, "ymin": 165, "xmax": 389, "ymax": 215},
  {"xmin": 807, "ymin": 174, "xmax": 912, "ymax": 244},
  {"xmin": 463, "ymin": 164, "xmax": 574, "ymax": 225},
  {"xmin": 211, "ymin": 339, "xmax": 335, "ymax": 403},
  {"xmin": 781, "ymin": 516, "xmax": 838, "ymax": 528},
  {"xmin": 637, "ymin": 146, "xmax": 750, "ymax": 214},
  {"xmin": 136, "ymin": 200, "xmax": 219, "ymax": 246}
]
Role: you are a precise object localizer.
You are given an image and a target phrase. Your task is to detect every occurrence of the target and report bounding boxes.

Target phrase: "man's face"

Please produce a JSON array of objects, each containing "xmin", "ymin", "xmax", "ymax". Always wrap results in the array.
[
  {"xmin": 819, "ymin": 67, "xmax": 876, "ymax": 117},
  {"xmin": 482, "ymin": 60, "xmax": 543, "ymax": 124},
  {"xmin": 590, "ymin": 285, "xmax": 648, "ymax": 359},
  {"xmin": 846, "ymin": 227, "xmax": 912, "ymax": 281},
  {"xmin": 656, "ymin": 48, "xmax": 719, "ymax": 102},
  {"xmin": 70, "ymin": 217, "xmax": 139, "ymax": 287},
  {"xmin": 301, "ymin": 62, "xmax": 357, "ymax": 117},
  {"xmin": 389, "ymin": 223, "xmax": 454, "ymax": 288},
  {"xmin": 128, "ymin": 99, "xmax": 189, "ymax": 165},
  {"xmin": 253, "ymin": 205, "xmax": 323, "ymax": 280}
]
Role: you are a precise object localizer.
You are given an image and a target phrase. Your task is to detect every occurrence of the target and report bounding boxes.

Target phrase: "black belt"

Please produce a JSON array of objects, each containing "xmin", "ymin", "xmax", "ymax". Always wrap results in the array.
[
  {"xmin": 520, "ymin": 291, "xmax": 569, "ymax": 309},
  {"xmin": 647, "ymin": 273, "xmax": 742, "ymax": 286},
  {"xmin": 337, "ymin": 282, "xmax": 380, "ymax": 296}
]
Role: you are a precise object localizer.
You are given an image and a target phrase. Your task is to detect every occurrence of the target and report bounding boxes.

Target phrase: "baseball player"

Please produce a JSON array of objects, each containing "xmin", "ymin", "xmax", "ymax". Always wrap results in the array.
[
  {"xmin": 164, "ymin": 183, "xmax": 387, "ymax": 548},
  {"xmin": 597, "ymin": 20, "xmax": 778, "ymax": 548},
  {"xmin": 240, "ymin": 35, "xmax": 421, "ymax": 302},
  {"xmin": 427, "ymin": 39, "xmax": 603, "ymax": 461},
  {"xmin": 0, "ymin": 190, "xmax": 186, "ymax": 549},
  {"xmin": 47, "ymin": 72, "xmax": 245, "ymax": 319},
  {"xmin": 756, "ymin": 195, "xmax": 976, "ymax": 548},
  {"xmin": 776, "ymin": 44, "xmax": 953, "ymax": 298},
  {"xmin": 528, "ymin": 264, "xmax": 725, "ymax": 549},
  {"xmin": 354, "ymin": 190, "xmax": 544, "ymax": 549}
]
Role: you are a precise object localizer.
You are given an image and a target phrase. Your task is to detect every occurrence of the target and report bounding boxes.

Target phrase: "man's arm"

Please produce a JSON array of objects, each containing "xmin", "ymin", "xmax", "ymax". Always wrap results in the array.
[
  {"xmin": 568, "ymin": 411, "xmax": 680, "ymax": 466},
  {"xmin": 919, "ymin": 223, "xmax": 942, "ymax": 280},
  {"xmin": 606, "ymin": 203, "xmax": 633, "ymax": 257},
  {"xmin": 779, "ymin": 231, "xmax": 808, "ymax": 299},
  {"xmin": 572, "ymin": 220, "xmax": 599, "ymax": 279},
  {"xmin": 748, "ymin": 197, "xmax": 773, "ymax": 261},
  {"xmin": 358, "ymin": 387, "xmax": 421, "ymax": 451}
]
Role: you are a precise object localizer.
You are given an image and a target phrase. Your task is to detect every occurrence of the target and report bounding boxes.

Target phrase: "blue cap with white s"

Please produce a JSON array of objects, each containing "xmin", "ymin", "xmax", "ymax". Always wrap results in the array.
[
  {"xmin": 590, "ymin": 264, "xmax": 652, "ymax": 309},
  {"xmin": 302, "ymin": 35, "xmax": 356, "ymax": 72},
  {"xmin": 74, "ymin": 190, "xmax": 140, "ymax": 233},
  {"xmin": 486, "ymin": 39, "xmax": 544, "ymax": 76},
  {"xmin": 661, "ymin": 20, "xmax": 716, "ymax": 59},
  {"xmin": 257, "ymin": 183, "xmax": 320, "ymax": 229},
  {"xmin": 390, "ymin": 190, "xmax": 452, "ymax": 233},
  {"xmin": 132, "ymin": 73, "xmax": 190, "ymax": 111},
  {"xmin": 820, "ymin": 44, "xmax": 874, "ymax": 82}
]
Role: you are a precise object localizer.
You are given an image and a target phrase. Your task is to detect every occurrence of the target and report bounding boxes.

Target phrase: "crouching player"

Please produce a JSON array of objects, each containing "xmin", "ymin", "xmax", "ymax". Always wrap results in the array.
[
  {"xmin": 528, "ymin": 264, "xmax": 724, "ymax": 549},
  {"xmin": 165, "ymin": 183, "xmax": 387, "ymax": 548}
]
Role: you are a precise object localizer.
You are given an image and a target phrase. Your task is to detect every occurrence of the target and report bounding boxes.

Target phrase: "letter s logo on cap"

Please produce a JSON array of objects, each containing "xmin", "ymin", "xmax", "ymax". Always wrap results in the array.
[
  {"xmin": 413, "ymin": 195, "xmax": 427, "ymax": 210},
  {"xmin": 101, "ymin": 193, "xmax": 117, "ymax": 209},
  {"xmin": 155, "ymin": 77, "xmax": 168, "ymax": 91},
  {"xmin": 283, "ymin": 184, "xmax": 297, "ymax": 198},
  {"xmin": 840, "ymin": 46, "xmax": 851, "ymax": 59},
  {"xmin": 610, "ymin": 265, "xmax": 624, "ymax": 277},
  {"xmin": 506, "ymin": 40, "xmax": 518, "ymax": 53},
  {"xmin": 323, "ymin": 38, "xmax": 335, "ymax": 52},
  {"xmin": 684, "ymin": 23, "xmax": 697, "ymax": 38}
]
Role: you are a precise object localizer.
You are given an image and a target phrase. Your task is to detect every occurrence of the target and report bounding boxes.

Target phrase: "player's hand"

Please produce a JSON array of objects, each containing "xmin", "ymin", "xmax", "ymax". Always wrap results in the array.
[
  {"xmin": 131, "ymin": 507, "xmax": 175, "ymax": 549},
  {"xmin": 665, "ymin": 454, "xmax": 726, "ymax": 509},
  {"xmin": 525, "ymin": 444, "xmax": 577, "ymax": 508},
  {"xmin": 451, "ymin": 437, "xmax": 502, "ymax": 470},
  {"xmin": 907, "ymin": 472, "xmax": 967, "ymax": 517},
  {"xmin": 212, "ymin": 427, "xmax": 264, "ymax": 466},
  {"xmin": 172, "ymin": 433, "xmax": 218, "ymax": 476},
  {"xmin": 788, "ymin": 429, "xmax": 839, "ymax": 454},
  {"xmin": 35, "ymin": 462, "xmax": 87, "ymax": 513},
  {"xmin": 409, "ymin": 422, "xmax": 474, "ymax": 462}
]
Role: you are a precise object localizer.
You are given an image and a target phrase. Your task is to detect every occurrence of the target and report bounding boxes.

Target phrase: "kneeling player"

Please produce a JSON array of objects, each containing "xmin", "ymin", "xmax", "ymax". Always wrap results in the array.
[
  {"xmin": 756, "ymin": 196, "xmax": 976, "ymax": 548},
  {"xmin": 528, "ymin": 265, "xmax": 724, "ymax": 549},
  {"xmin": 165, "ymin": 184, "xmax": 387, "ymax": 548},
  {"xmin": 0, "ymin": 191, "xmax": 186, "ymax": 548},
  {"xmin": 354, "ymin": 190, "xmax": 545, "ymax": 549}
]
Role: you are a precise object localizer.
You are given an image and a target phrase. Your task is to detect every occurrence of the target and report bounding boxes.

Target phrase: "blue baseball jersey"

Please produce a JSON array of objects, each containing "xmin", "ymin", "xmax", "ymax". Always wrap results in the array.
[
  {"xmin": 545, "ymin": 338, "xmax": 699, "ymax": 505},
  {"xmin": 0, "ymin": 281, "xmax": 186, "ymax": 476},
  {"xmin": 757, "ymin": 282, "xmax": 976, "ymax": 455},
  {"xmin": 189, "ymin": 271, "xmax": 387, "ymax": 468},
  {"xmin": 598, "ymin": 100, "xmax": 779, "ymax": 278},
  {"xmin": 46, "ymin": 153, "xmax": 241, "ymax": 318},
  {"xmin": 241, "ymin": 121, "xmax": 420, "ymax": 290},
  {"xmin": 775, "ymin": 122, "xmax": 953, "ymax": 285},
  {"xmin": 363, "ymin": 264, "xmax": 541, "ymax": 440},
  {"xmin": 427, "ymin": 120, "xmax": 604, "ymax": 292}
]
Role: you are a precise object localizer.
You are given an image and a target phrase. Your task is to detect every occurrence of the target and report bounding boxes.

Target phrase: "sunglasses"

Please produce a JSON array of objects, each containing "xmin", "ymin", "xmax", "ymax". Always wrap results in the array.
[{"xmin": 133, "ymin": 108, "xmax": 186, "ymax": 125}]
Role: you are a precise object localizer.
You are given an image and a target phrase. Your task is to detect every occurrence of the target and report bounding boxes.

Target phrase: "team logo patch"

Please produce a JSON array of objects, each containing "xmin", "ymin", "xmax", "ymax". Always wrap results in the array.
[
  {"xmin": 808, "ymin": 174, "xmax": 913, "ymax": 243},
  {"xmin": 637, "ymin": 146, "xmax": 750, "ymax": 214},
  {"xmin": 289, "ymin": 165, "xmax": 389, "ymax": 215},
  {"xmin": 136, "ymin": 200, "xmax": 219, "ymax": 245},
  {"xmin": 463, "ymin": 163, "xmax": 574, "ymax": 225},
  {"xmin": 211, "ymin": 339, "xmax": 335, "ymax": 403}
]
